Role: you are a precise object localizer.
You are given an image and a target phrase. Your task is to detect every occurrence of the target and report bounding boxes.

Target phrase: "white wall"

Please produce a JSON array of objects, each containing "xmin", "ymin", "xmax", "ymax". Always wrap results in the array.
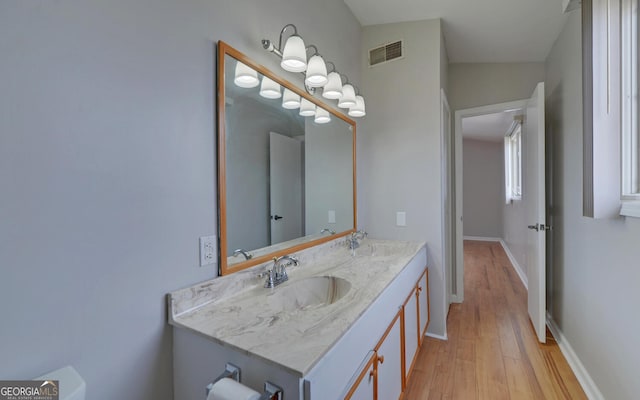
[
  {"xmin": 545, "ymin": 10, "xmax": 640, "ymax": 398},
  {"xmin": 359, "ymin": 19, "xmax": 448, "ymax": 337},
  {"xmin": 462, "ymin": 139, "xmax": 503, "ymax": 238},
  {"xmin": 0, "ymin": 1, "xmax": 361, "ymax": 399}
]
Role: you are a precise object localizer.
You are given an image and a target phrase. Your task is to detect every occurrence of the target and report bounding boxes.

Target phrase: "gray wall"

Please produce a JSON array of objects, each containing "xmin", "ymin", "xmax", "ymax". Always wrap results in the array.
[
  {"xmin": 359, "ymin": 19, "xmax": 448, "ymax": 337},
  {"xmin": 0, "ymin": 1, "xmax": 361, "ymax": 399},
  {"xmin": 462, "ymin": 139, "xmax": 503, "ymax": 238},
  {"xmin": 545, "ymin": 10, "xmax": 640, "ymax": 398},
  {"xmin": 448, "ymin": 62, "xmax": 545, "ymax": 111}
]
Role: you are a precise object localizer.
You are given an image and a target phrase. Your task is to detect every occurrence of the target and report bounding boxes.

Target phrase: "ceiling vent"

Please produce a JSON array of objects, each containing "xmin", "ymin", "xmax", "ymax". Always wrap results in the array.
[{"xmin": 368, "ymin": 40, "xmax": 404, "ymax": 67}]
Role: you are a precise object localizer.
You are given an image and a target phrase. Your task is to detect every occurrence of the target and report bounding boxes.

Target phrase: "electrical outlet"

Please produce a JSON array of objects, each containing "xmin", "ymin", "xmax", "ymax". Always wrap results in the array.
[
  {"xmin": 328, "ymin": 210, "xmax": 336, "ymax": 224},
  {"xmin": 199, "ymin": 235, "xmax": 217, "ymax": 267}
]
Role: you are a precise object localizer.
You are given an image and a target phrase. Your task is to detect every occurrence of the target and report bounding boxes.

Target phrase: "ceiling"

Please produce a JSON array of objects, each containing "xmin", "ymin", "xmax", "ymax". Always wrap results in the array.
[
  {"xmin": 344, "ymin": 0, "xmax": 568, "ymax": 63},
  {"xmin": 462, "ymin": 110, "xmax": 522, "ymax": 142}
]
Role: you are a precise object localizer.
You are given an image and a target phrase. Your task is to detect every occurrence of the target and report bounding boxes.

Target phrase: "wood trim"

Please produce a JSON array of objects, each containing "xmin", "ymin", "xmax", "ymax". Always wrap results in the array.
[
  {"xmin": 216, "ymin": 41, "xmax": 358, "ymax": 276},
  {"xmin": 400, "ymin": 307, "xmax": 406, "ymax": 391},
  {"xmin": 344, "ymin": 352, "xmax": 376, "ymax": 400},
  {"xmin": 419, "ymin": 268, "xmax": 430, "ymax": 338}
]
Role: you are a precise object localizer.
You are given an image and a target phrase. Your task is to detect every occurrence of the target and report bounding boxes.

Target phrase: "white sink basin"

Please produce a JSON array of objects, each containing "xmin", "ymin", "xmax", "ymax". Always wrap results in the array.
[{"xmin": 269, "ymin": 276, "xmax": 351, "ymax": 311}]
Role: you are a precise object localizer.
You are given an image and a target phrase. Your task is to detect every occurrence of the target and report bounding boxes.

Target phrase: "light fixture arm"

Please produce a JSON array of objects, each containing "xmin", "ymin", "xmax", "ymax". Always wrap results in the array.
[
  {"xmin": 278, "ymin": 23, "xmax": 299, "ymax": 53},
  {"xmin": 305, "ymin": 44, "xmax": 320, "ymax": 57}
]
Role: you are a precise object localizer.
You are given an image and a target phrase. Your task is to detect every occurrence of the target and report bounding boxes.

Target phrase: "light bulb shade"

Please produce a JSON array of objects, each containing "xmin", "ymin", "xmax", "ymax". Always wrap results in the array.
[
  {"xmin": 338, "ymin": 84, "xmax": 357, "ymax": 108},
  {"xmin": 348, "ymin": 95, "xmax": 366, "ymax": 117},
  {"xmin": 322, "ymin": 72, "xmax": 343, "ymax": 99},
  {"xmin": 259, "ymin": 76, "xmax": 282, "ymax": 99},
  {"xmin": 281, "ymin": 35, "xmax": 307, "ymax": 72},
  {"xmin": 282, "ymin": 89, "xmax": 301, "ymax": 109},
  {"xmin": 314, "ymin": 107, "xmax": 331, "ymax": 124},
  {"xmin": 234, "ymin": 61, "xmax": 259, "ymax": 88},
  {"xmin": 305, "ymin": 55, "xmax": 328, "ymax": 87},
  {"xmin": 299, "ymin": 98, "xmax": 316, "ymax": 116}
]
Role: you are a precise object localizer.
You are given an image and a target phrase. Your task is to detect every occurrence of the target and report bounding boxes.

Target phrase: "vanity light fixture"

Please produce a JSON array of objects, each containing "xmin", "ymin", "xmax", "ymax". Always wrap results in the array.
[
  {"xmin": 348, "ymin": 95, "xmax": 366, "ymax": 117},
  {"xmin": 259, "ymin": 76, "xmax": 282, "ymax": 99},
  {"xmin": 299, "ymin": 98, "xmax": 317, "ymax": 116},
  {"xmin": 282, "ymin": 89, "xmax": 301, "ymax": 109},
  {"xmin": 234, "ymin": 61, "xmax": 259, "ymax": 88},
  {"xmin": 338, "ymin": 84, "xmax": 357, "ymax": 108},
  {"xmin": 314, "ymin": 107, "xmax": 331, "ymax": 124},
  {"xmin": 263, "ymin": 24, "xmax": 366, "ymax": 117}
]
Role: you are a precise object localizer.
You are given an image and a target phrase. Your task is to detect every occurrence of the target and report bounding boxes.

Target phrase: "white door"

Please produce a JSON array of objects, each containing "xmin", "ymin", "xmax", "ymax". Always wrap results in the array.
[
  {"xmin": 269, "ymin": 132, "xmax": 303, "ymax": 244},
  {"xmin": 524, "ymin": 82, "xmax": 547, "ymax": 343}
]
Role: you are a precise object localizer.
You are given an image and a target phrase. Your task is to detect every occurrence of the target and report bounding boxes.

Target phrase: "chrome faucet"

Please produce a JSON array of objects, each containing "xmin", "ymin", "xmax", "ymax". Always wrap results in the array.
[
  {"xmin": 263, "ymin": 255, "xmax": 299, "ymax": 288},
  {"xmin": 233, "ymin": 248, "xmax": 253, "ymax": 260},
  {"xmin": 346, "ymin": 230, "xmax": 368, "ymax": 250},
  {"xmin": 320, "ymin": 228, "xmax": 336, "ymax": 235}
]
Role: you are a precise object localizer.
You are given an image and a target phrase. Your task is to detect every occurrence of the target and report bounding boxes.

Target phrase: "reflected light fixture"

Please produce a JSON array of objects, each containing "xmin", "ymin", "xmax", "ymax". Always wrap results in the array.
[
  {"xmin": 282, "ymin": 89, "xmax": 301, "ymax": 109},
  {"xmin": 314, "ymin": 107, "xmax": 331, "ymax": 124},
  {"xmin": 348, "ymin": 95, "xmax": 366, "ymax": 117},
  {"xmin": 305, "ymin": 48, "xmax": 328, "ymax": 87},
  {"xmin": 322, "ymin": 71, "xmax": 343, "ymax": 99},
  {"xmin": 338, "ymin": 83, "xmax": 357, "ymax": 108},
  {"xmin": 299, "ymin": 98, "xmax": 316, "ymax": 116},
  {"xmin": 234, "ymin": 61, "xmax": 259, "ymax": 88},
  {"xmin": 259, "ymin": 76, "xmax": 282, "ymax": 99}
]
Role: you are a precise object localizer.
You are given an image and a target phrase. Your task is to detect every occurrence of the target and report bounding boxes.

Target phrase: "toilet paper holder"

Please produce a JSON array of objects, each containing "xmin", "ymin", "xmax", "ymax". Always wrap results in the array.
[
  {"xmin": 206, "ymin": 363, "xmax": 241, "ymax": 396},
  {"xmin": 205, "ymin": 363, "xmax": 283, "ymax": 400}
]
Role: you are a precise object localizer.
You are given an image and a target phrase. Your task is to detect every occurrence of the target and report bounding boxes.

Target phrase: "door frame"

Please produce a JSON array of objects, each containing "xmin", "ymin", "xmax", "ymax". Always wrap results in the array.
[{"xmin": 451, "ymin": 99, "xmax": 528, "ymax": 303}]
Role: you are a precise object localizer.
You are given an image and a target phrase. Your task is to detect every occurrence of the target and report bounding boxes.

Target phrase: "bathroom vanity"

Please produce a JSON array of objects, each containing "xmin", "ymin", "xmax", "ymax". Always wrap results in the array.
[{"xmin": 168, "ymin": 238, "xmax": 430, "ymax": 399}]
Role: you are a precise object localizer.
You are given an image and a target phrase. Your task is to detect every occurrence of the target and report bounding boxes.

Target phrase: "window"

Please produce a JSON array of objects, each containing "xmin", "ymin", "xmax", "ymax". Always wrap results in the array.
[
  {"xmin": 505, "ymin": 122, "xmax": 522, "ymax": 203},
  {"xmin": 621, "ymin": 0, "xmax": 640, "ymax": 216},
  {"xmin": 583, "ymin": 0, "xmax": 640, "ymax": 217},
  {"xmin": 622, "ymin": 0, "xmax": 640, "ymax": 199}
]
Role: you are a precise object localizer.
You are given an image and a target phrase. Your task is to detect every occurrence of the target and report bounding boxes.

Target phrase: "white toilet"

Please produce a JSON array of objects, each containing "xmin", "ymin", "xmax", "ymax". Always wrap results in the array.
[{"xmin": 35, "ymin": 366, "xmax": 86, "ymax": 400}]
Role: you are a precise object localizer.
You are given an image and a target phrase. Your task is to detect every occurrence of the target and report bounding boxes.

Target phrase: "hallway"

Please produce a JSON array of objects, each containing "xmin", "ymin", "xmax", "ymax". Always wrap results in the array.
[{"xmin": 404, "ymin": 240, "xmax": 586, "ymax": 399}]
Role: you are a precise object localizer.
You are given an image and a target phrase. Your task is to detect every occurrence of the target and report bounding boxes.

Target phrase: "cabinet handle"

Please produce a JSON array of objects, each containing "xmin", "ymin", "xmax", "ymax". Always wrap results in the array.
[{"xmin": 378, "ymin": 355, "xmax": 385, "ymax": 364}]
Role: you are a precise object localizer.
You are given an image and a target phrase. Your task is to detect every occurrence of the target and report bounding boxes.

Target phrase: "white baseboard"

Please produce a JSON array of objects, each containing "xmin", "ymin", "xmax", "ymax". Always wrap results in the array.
[
  {"xmin": 463, "ymin": 236, "xmax": 501, "ymax": 242},
  {"xmin": 499, "ymin": 239, "xmax": 528, "ymax": 290},
  {"xmin": 546, "ymin": 313, "xmax": 605, "ymax": 400},
  {"xmin": 425, "ymin": 332, "xmax": 448, "ymax": 341}
]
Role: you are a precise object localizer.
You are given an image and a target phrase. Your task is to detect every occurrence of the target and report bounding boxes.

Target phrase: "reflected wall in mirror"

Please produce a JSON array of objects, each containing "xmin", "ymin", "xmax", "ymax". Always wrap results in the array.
[{"xmin": 218, "ymin": 41, "xmax": 357, "ymax": 275}]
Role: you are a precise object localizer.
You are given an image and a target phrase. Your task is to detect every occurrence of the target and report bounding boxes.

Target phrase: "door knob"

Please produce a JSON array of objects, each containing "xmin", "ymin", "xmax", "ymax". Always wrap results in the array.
[
  {"xmin": 272, "ymin": 215, "xmax": 283, "ymax": 220},
  {"xmin": 527, "ymin": 224, "xmax": 539, "ymax": 231}
]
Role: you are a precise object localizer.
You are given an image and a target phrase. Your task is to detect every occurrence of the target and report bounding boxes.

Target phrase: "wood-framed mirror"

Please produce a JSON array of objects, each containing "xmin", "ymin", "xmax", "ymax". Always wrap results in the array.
[{"xmin": 217, "ymin": 41, "xmax": 357, "ymax": 276}]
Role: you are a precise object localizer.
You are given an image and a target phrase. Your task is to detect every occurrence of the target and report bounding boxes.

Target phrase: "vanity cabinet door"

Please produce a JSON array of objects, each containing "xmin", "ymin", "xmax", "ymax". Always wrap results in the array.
[
  {"xmin": 375, "ymin": 312, "xmax": 402, "ymax": 400},
  {"xmin": 344, "ymin": 353, "xmax": 376, "ymax": 400},
  {"xmin": 418, "ymin": 268, "xmax": 430, "ymax": 344},
  {"xmin": 402, "ymin": 286, "xmax": 419, "ymax": 382}
]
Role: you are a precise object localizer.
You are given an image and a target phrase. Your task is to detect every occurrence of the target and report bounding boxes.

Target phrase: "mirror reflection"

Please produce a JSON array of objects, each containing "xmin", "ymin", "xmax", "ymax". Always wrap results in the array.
[{"xmin": 219, "ymin": 42, "xmax": 356, "ymax": 274}]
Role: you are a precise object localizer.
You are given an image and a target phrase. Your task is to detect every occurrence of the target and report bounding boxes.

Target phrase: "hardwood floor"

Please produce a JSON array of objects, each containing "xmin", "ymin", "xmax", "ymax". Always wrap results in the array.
[{"xmin": 403, "ymin": 240, "xmax": 586, "ymax": 399}]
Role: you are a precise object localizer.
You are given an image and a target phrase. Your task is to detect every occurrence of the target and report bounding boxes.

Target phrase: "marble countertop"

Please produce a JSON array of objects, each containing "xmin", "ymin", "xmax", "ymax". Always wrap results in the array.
[{"xmin": 168, "ymin": 238, "xmax": 426, "ymax": 377}]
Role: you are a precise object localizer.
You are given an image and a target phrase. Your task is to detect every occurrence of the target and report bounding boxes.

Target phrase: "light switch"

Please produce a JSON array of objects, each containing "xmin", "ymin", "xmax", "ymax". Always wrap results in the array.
[
  {"xmin": 396, "ymin": 211, "xmax": 406, "ymax": 227},
  {"xmin": 328, "ymin": 210, "xmax": 336, "ymax": 224}
]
